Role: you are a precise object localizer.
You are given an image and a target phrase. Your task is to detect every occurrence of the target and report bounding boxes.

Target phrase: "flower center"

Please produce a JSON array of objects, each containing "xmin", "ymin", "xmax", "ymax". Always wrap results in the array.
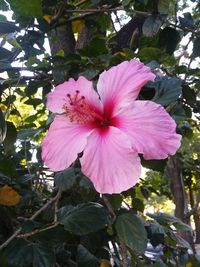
[{"xmin": 62, "ymin": 91, "xmax": 110, "ymax": 127}]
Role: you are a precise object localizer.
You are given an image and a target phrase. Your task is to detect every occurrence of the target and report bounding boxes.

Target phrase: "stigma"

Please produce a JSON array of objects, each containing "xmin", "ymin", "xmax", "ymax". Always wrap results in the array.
[
  {"xmin": 62, "ymin": 91, "xmax": 111, "ymax": 127},
  {"xmin": 62, "ymin": 91, "xmax": 96, "ymax": 124}
]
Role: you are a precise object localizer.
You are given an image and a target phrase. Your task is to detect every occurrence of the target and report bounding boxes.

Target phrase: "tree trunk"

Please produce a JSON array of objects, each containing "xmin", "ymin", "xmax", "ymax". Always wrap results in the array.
[
  {"xmin": 111, "ymin": 16, "xmax": 145, "ymax": 53},
  {"xmin": 188, "ymin": 187, "xmax": 200, "ymax": 244},
  {"xmin": 49, "ymin": 23, "xmax": 75, "ymax": 56},
  {"xmin": 194, "ymin": 212, "xmax": 200, "ymax": 243},
  {"xmin": 166, "ymin": 156, "xmax": 195, "ymax": 251}
]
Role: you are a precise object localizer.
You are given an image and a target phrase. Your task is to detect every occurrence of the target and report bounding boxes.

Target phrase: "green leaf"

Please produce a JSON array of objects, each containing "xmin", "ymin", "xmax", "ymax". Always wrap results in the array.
[
  {"xmin": 0, "ymin": 159, "xmax": 16, "ymax": 177},
  {"xmin": 159, "ymin": 27, "xmax": 180, "ymax": 54},
  {"xmin": 172, "ymin": 103, "xmax": 186, "ymax": 123},
  {"xmin": 147, "ymin": 222, "xmax": 165, "ymax": 247},
  {"xmin": 153, "ymin": 261, "xmax": 167, "ymax": 267},
  {"xmin": 0, "ymin": 14, "xmax": 7, "ymax": 22},
  {"xmin": 147, "ymin": 212, "xmax": 192, "ymax": 231},
  {"xmin": 192, "ymin": 37, "xmax": 200, "ymax": 58},
  {"xmin": 179, "ymin": 12, "xmax": 194, "ymax": 29},
  {"xmin": 131, "ymin": 198, "xmax": 144, "ymax": 212},
  {"xmin": 55, "ymin": 167, "xmax": 77, "ymax": 191},
  {"xmin": 122, "ymin": 0, "xmax": 131, "ymax": 6},
  {"xmin": 142, "ymin": 15, "xmax": 167, "ymax": 37},
  {"xmin": 168, "ymin": 231, "xmax": 192, "ymax": 250},
  {"xmin": 80, "ymin": 68, "xmax": 100, "ymax": 80},
  {"xmin": 115, "ymin": 213, "xmax": 147, "ymax": 253},
  {"xmin": 80, "ymin": 36, "xmax": 108, "ymax": 57},
  {"xmin": 32, "ymin": 244, "xmax": 56, "ymax": 267},
  {"xmin": 0, "ymin": 0, "xmax": 9, "ymax": 11},
  {"xmin": 9, "ymin": 38, "xmax": 22, "ymax": 49},
  {"xmin": 58, "ymin": 202, "xmax": 110, "ymax": 235},
  {"xmin": 182, "ymin": 84, "xmax": 196, "ymax": 106},
  {"xmin": 24, "ymin": 98, "xmax": 42, "ymax": 108},
  {"xmin": 158, "ymin": 0, "xmax": 170, "ymax": 13},
  {"xmin": 7, "ymin": 0, "xmax": 42, "ymax": 17},
  {"xmin": 3, "ymin": 121, "xmax": 17, "ymax": 154},
  {"xmin": 0, "ymin": 22, "xmax": 19, "ymax": 35},
  {"xmin": 152, "ymin": 77, "xmax": 182, "ymax": 106},
  {"xmin": 4, "ymin": 239, "xmax": 56, "ymax": 267},
  {"xmin": 0, "ymin": 47, "xmax": 13, "ymax": 61},
  {"xmin": 17, "ymin": 128, "xmax": 42, "ymax": 140},
  {"xmin": 138, "ymin": 47, "xmax": 163, "ymax": 62},
  {"xmin": 96, "ymin": 14, "xmax": 111, "ymax": 32},
  {"xmin": 77, "ymin": 244, "xmax": 100, "ymax": 267},
  {"xmin": 106, "ymin": 194, "xmax": 123, "ymax": 210},
  {"xmin": 141, "ymin": 157, "xmax": 167, "ymax": 172},
  {"xmin": 0, "ymin": 109, "xmax": 7, "ymax": 143}
]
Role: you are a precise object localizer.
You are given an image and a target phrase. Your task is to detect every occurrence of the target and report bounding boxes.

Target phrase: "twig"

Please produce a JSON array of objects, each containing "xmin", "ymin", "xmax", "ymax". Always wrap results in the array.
[
  {"xmin": 0, "ymin": 189, "xmax": 61, "ymax": 251},
  {"xmin": 54, "ymin": 8, "xmax": 150, "ymax": 27},
  {"xmin": 102, "ymin": 195, "xmax": 116, "ymax": 222},
  {"xmin": 0, "ymin": 228, "xmax": 22, "ymax": 251},
  {"xmin": 119, "ymin": 240, "xmax": 128, "ymax": 267},
  {"xmin": 113, "ymin": 11, "xmax": 122, "ymax": 28},
  {"xmin": 75, "ymin": 0, "xmax": 89, "ymax": 6},
  {"xmin": 109, "ymin": 13, "xmax": 117, "ymax": 33},
  {"xmin": 17, "ymin": 222, "xmax": 59, "ymax": 238},
  {"xmin": 64, "ymin": 7, "xmax": 123, "ymax": 13},
  {"xmin": 174, "ymin": 1, "xmax": 178, "ymax": 29},
  {"xmin": 30, "ymin": 189, "xmax": 61, "ymax": 221},
  {"xmin": 54, "ymin": 189, "xmax": 62, "ymax": 222},
  {"xmin": 185, "ymin": 190, "xmax": 200, "ymax": 219}
]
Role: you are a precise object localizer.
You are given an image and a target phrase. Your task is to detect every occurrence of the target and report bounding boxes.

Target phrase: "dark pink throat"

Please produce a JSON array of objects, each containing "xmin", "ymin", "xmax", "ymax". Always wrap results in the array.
[{"xmin": 62, "ymin": 91, "xmax": 118, "ymax": 128}]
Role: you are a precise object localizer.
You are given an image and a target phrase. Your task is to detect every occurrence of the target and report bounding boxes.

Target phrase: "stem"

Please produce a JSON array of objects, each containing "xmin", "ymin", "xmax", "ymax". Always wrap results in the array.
[
  {"xmin": 102, "ymin": 196, "xmax": 129, "ymax": 266},
  {"xmin": 102, "ymin": 195, "xmax": 116, "ymax": 222},
  {"xmin": 0, "ymin": 189, "xmax": 62, "ymax": 251},
  {"xmin": 54, "ymin": 8, "xmax": 150, "ymax": 27},
  {"xmin": 17, "ymin": 222, "xmax": 59, "ymax": 238},
  {"xmin": 119, "ymin": 240, "xmax": 128, "ymax": 267}
]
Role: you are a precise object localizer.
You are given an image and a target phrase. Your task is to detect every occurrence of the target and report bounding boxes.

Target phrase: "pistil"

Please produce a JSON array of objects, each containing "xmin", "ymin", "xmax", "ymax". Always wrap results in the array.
[{"xmin": 63, "ymin": 91, "xmax": 110, "ymax": 127}]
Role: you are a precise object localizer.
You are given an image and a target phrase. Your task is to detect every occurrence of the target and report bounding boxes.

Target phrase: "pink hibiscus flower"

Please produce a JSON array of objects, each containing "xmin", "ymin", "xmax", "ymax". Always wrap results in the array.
[{"xmin": 42, "ymin": 59, "xmax": 181, "ymax": 194}]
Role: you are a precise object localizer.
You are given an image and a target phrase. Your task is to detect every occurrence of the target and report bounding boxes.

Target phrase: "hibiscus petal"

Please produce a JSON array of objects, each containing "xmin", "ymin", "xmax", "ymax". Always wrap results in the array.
[
  {"xmin": 42, "ymin": 115, "xmax": 93, "ymax": 171},
  {"xmin": 47, "ymin": 76, "xmax": 102, "ymax": 113},
  {"xmin": 80, "ymin": 126, "xmax": 141, "ymax": 194},
  {"xmin": 116, "ymin": 101, "xmax": 181, "ymax": 160},
  {"xmin": 97, "ymin": 59, "xmax": 155, "ymax": 116}
]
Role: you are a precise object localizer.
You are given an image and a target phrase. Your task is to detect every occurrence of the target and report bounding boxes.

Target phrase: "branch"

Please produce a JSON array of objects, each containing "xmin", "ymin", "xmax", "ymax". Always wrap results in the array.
[
  {"xmin": 185, "ymin": 190, "xmax": 200, "ymax": 219},
  {"xmin": 17, "ymin": 222, "xmax": 59, "ymax": 238},
  {"xmin": 119, "ymin": 240, "xmax": 128, "ymax": 267},
  {"xmin": 102, "ymin": 196, "xmax": 128, "ymax": 267},
  {"xmin": 0, "ymin": 189, "xmax": 62, "ymax": 251},
  {"xmin": 102, "ymin": 195, "xmax": 116, "ymax": 222},
  {"xmin": 54, "ymin": 7, "xmax": 149, "ymax": 27}
]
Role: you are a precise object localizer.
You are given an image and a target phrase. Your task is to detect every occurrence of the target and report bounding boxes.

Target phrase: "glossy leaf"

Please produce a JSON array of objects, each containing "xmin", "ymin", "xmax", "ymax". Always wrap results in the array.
[
  {"xmin": 192, "ymin": 37, "xmax": 200, "ymax": 58},
  {"xmin": 7, "ymin": 0, "xmax": 42, "ymax": 17},
  {"xmin": 3, "ymin": 121, "xmax": 17, "ymax": 154},
  {"xmin": 0, "ymin": 47, "xmax": 13, "ymax": 60},
  {"xmin": 151, "ymin": 77, "xmax": 182, "ymax": 106},
  {"xmin": 0, "ymin": 21, "xmax": 19, "ymax": 35},
  {"xmin": 0, "ymin": 0, "xmax": 9, "ymax": 11},
  {"xmin": 4, "ymin": 239, "xmax": 56, "ymax": 267},
  {"xmin": 55, "ymin": 167, "xmax": 77, "ymax": 191},
  {"xmin": 0, "ymin": 109, "xmax": 7, "ymax": 143},
  {"xmin": 58, "ymin": 203, "xmax": 110, "ymax": 235},
  {"xmin": 77, "ymin": 244, "xmax": 100, "ymax": 267},
  {"xmin": 142, "ymin": 15, "xmax": 167, "ymax": 37},
  {"xmin": 159, "ymin": 27, "xmax": 180, "ymax": 54},
  {"xmin": 182, "ymin": 84, "xmax": 196, "ymax": 106},
  {"xmin": 115, "ymin": 213, "xmax": 147, "ymax": 253},
  {"xmin": 141, "ymin": 157, "xmax": 167, "ymax": 172},
  {"xmin": 147, "ymin": 212, "xmax": 192, "ymax": 231}
]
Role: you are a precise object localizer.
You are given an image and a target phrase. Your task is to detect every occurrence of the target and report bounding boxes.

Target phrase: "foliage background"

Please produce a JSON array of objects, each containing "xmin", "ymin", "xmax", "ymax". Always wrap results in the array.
[{"xmin": 0, "ymin": 0, "xmax": 200, "ymax": 266}]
